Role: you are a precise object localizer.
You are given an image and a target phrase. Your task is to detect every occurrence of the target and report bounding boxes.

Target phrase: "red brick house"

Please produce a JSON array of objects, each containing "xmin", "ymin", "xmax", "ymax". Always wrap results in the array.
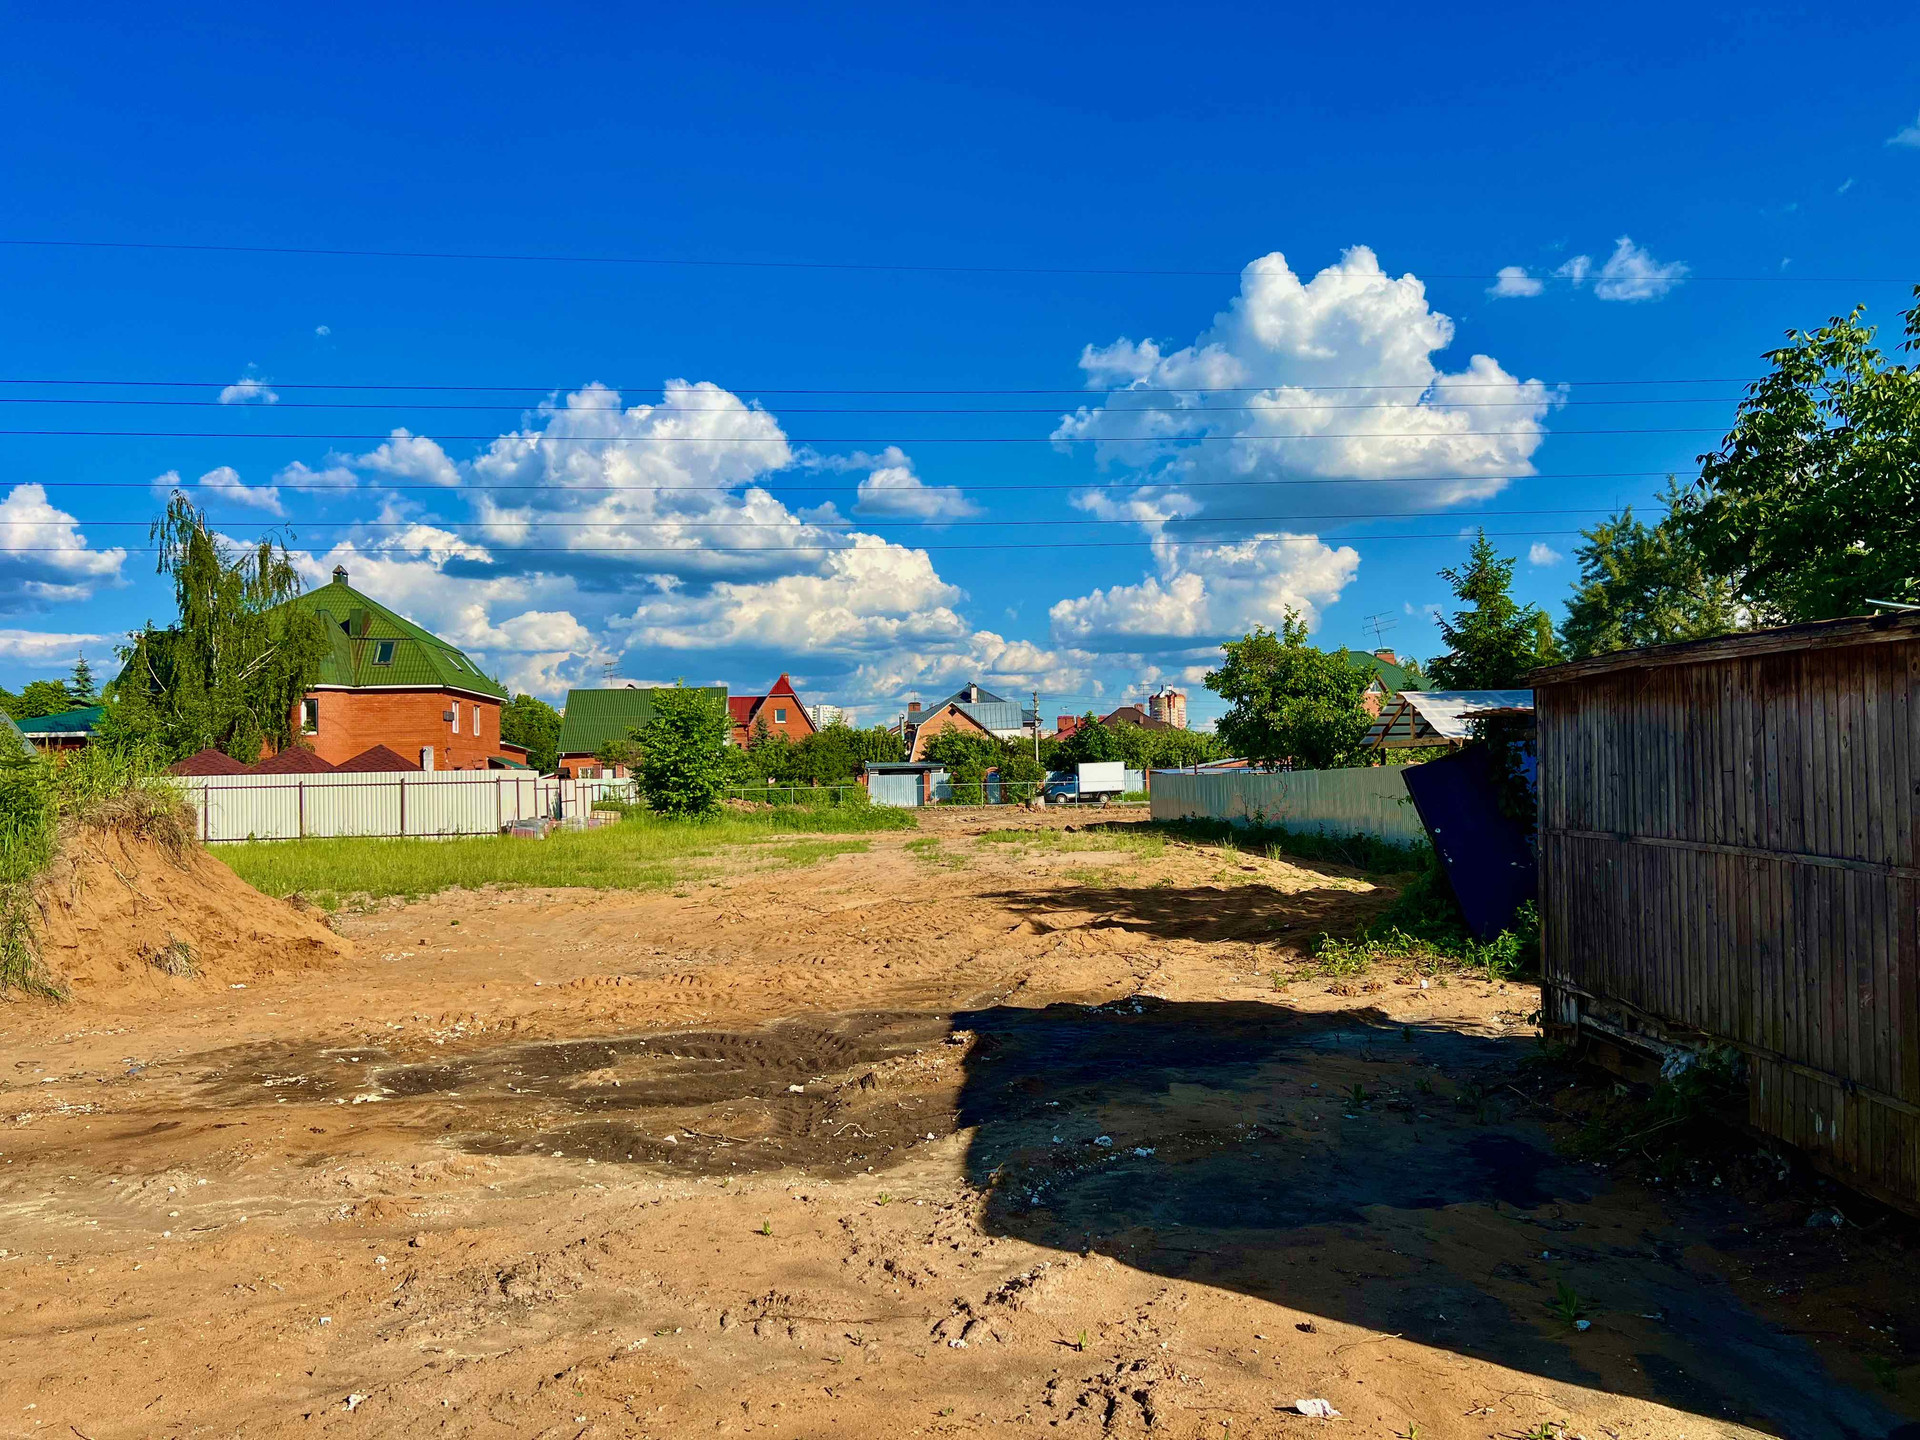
[
  {"xmin": 278, "ymin": 566, "xmax": 525, "ymax": 771},
  {"xmin": 728, "ymin": 674, "xmax": 817, "ymax": 746}
]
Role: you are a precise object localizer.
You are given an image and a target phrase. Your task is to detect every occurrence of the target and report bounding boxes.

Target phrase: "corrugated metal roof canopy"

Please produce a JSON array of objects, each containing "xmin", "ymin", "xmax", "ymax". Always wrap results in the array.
[{"xmin": 1363, "ymin": 689, "xmax": 1533, "ymax": 748}]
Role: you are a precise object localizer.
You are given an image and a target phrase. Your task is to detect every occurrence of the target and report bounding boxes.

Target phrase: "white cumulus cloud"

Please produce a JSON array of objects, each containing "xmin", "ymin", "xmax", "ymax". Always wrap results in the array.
[
  {"xmin": 0, "ymin": 484, "xmax": 128, "ymax": 607},
  {"xmin": 157, "ymin": 465, "xmax": 286, "ymax": 516},
  {"xmin": 356, "ymin": 429, "xmax": 462, "ymax": 487},
  {"xmin": 1488, "ymin": 266, "xmax": 1544, "ymax": 299},
  {"xmin": 218, "ymin": 373, "xmax": 279, "ymax": 405},
  {"xmin": 1528, "ymin": 542, "xmax": 1564, "ymax": 567},
  {"xmin": 1053, "ymin": 247, "xmax": 1558, "ymax": 514},
  {"xmin": 1888, "ymin": 113, "xmax": 1920, "ymax": 148},
  {"xmin": 1557, "ymin": 237, "xmax": 1687, "ymax": 301},
  {"xmin": 853, "ymin": 462, "xmax": 978, "ymax": 521},
  {"xmin": 0, "ymin": 628, "xmax": 115, "ymax": 662}
]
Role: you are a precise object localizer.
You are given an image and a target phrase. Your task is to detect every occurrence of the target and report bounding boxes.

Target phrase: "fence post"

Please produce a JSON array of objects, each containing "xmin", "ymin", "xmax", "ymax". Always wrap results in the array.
[
  {"xmin": 298, "ymin": 781, "xmax": 306, "ymax": 839},
  {"xmin": 496, "ymin": 776, "xmax": 503, "ymax": 833},
  {"xmin": 399, "ymin": 776, "xmax": 407, "ymax": 836},
  {"xmin": 201, "ymin": 783, "xmax": 210, "ymax": 842}
]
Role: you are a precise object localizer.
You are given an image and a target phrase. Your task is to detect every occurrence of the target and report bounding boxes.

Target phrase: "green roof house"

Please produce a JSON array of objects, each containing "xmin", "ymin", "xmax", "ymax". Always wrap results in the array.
[
  {"xmin": 14, "ymin": 704, "xmax": 105, "ymax": 752},
  {"xmin": 554, "ymin": 685, "xmax": 730, "ymax": 777},
  {"xmin": 1336, "ymin": 648, "xmax": 1421, "ymax": 716},
  {"xmin": 277, "ymin": 565, "xmax": 523, "ymax": 771}
]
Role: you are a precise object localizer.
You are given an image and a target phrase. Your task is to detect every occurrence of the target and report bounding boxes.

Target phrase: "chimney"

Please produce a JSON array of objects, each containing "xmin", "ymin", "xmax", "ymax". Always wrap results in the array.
[
  {"xmin": 1374, "ymin": 648, "xmax": 1398, "ymax": 664},
  {"xmin": 1057, "ymin": 715, "xmax": 1076, "ymax": 733},
  {"xmin": 967, "ymin": 683, "xmax": 979, "ymax": 703},
  {"xmin": 332, "ymin": 564, "xmax": 349, "ymax": 586},
  {"xmin": 907, "ymin": 701, "xmax": 922, "ymax": 714}
]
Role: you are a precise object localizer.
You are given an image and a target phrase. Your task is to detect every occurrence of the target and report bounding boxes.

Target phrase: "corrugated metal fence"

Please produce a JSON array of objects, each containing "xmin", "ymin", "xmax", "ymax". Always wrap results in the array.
[
  {"xmin": 176, "ymin": 772, "xmax": 636, "ymax": 842},
  {"xmin": 1149, "ymin": 766, "xmax": 1426, "ymax": 844}
]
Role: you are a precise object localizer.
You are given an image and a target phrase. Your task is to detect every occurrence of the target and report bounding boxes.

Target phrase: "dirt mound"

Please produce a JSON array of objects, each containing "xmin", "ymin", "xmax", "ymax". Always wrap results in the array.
[{"xmin": 27, "ymin": 828, "xmax": 350, "ymax": 998}]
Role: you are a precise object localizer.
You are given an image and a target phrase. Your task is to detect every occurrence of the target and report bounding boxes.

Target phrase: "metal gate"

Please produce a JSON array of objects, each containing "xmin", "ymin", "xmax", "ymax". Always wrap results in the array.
[{"xmin": 869, "ymin": 772, "xmax": 921, "ymax": 807}]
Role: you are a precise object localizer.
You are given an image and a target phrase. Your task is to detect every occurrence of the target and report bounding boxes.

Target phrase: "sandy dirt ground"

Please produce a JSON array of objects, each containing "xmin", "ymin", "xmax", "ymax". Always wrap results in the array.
[{"xmin": 3, "ymin": 810, "xmax": 1918, "ymax": 1440}]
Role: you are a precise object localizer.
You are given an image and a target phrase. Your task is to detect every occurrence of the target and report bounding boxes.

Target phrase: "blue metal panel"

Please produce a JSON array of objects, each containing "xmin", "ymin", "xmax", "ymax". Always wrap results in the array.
[{"xmin": 1400, "ymin": 748, "xmax": 1536, "ymax": 941}]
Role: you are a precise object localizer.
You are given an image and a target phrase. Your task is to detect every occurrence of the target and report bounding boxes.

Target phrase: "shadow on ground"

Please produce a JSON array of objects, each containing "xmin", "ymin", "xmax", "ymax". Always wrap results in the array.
[
  {"xmin": 954, "ymin": 997, "xmax": 1915, "ymax": 1440},
  {"xmin": 981, "ymin": 879, "xmax": 1384, "ymax": 949}
]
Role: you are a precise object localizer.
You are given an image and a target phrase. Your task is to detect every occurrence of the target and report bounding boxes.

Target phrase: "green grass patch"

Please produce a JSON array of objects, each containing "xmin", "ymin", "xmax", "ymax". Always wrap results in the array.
[
  {"xmin": 974, "ymin": 827, "xmax": 1167, "ymax": 859},
  {"xmin": 1309, "ymin": 842, "xmax": 1539, "ymax": 981},
  {"xmin": 224, "ymin": 808, "xmax": 906, "ymax": 906}
]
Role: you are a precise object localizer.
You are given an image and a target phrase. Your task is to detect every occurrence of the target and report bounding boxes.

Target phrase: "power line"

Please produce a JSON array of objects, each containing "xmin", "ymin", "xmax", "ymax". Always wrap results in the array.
[
  {"xmin": 2, "ymin": 235, "xmax": 1908, "ymax": 284},
  {"xmin": 0, "ymin": 426, "xmax": 1730, "ymax": 441},
  {"xmin": 0, "ymin": 528, "xmax": 1588, "ymax": 555},
  {"xmin": 0, "ymin": 394, "xmax": 1753, "ymax": 413},
  {"xmin": 29, "ymin": 468, "xmax": 1683, "ymax": 492},
  {"xmin": 30, "ymin": 506, "xmax": 1616, "ymax": 529},
  {"xmin": 0, "ymin": 375, "xmax": 1766, "ymax": 394}
]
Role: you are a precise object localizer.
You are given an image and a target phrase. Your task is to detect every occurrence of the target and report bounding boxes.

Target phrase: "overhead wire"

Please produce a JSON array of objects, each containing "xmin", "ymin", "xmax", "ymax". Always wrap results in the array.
[{"xmin": 2, "ymin": 235, "xmax": 1907, "ymax": 284}]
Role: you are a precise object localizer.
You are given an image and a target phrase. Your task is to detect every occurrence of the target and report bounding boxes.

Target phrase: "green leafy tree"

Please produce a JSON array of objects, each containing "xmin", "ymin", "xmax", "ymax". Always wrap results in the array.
[
  {"xmin": 1051, "ymin": 715, "xmax": 1123, "ymax": 766},
  {"xmin": 1204, "ymin": 611, "xmax": 1373, "ymax": 770},
  {"xmin": 1674, "ymin": 292, "xmax": 1920, "ymax": 622},
  {"xmin": 103, "ymin": 495, "xmax": 331, "ymax": 760},
  {"xmin": 500, "ymin": 693, "xmax": 563, "ymax": 772},
  {"xmin": 1561, "ymin": 482, "xmax": 1742, "ymax": 658},
  {"xmin": 633, "ymin": 686, "xmax": 731, "ymax": 818},
  {"xmin": 68, "ymin": 653, "xmax": 97, "ymax": 705},
  {"xmin": 1427, "ymin": 531, "xmax": 1563, "ymax": 688},
  {"xmin": 923, "ymin": 729, "xmax": 1043, "ymax": 801},
  {"xmin": 10, "ymin": 679, "xmax": 76, "ymax": 719}
]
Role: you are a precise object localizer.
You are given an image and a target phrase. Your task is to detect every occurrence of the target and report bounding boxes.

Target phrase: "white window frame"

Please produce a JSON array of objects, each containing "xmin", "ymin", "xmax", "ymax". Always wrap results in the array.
[
  {"xmin": 472, "ymin": 703, "xmax": 482, "ymax": 736},
  {"xmin": 774, "ymin": 707, "xmax": 787, "ymax": 723},
  {"xmin": 300, "ymin": 697, "xmax": 319, "ymax": 734},
  {"xmin": 451, "ymin": 703, "xmax": 461, "ymax": 735}
]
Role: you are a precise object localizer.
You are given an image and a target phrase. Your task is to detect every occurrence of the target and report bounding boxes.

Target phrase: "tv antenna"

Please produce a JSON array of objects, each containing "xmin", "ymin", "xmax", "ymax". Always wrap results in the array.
[{"xmin": 1362, "ymin": 613, "xmax": 1398, "ymax": 648}]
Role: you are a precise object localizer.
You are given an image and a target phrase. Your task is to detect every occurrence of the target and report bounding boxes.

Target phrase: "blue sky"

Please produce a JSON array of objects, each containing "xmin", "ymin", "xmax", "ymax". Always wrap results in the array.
[{"xmin": 1, "ymin": 2, "xmax": 1916, "ymax": 726}]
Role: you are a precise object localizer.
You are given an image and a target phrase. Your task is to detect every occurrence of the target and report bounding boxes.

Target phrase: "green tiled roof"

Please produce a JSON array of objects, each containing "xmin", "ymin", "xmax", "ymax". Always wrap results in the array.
[
  {"xmin": 556, "ymin": 686, "xmax": 729, "ymax": 756},
  {"xmin": 284, "ymin": 571, "xmax": 507, "ymax": 700},
  {"xmin": 15, "ymin": 704, "xmax": 105, "ymax": 737},
  {"xmin": 1337, "ymin": 649, "xmax": 1419, "ymax": 695}
]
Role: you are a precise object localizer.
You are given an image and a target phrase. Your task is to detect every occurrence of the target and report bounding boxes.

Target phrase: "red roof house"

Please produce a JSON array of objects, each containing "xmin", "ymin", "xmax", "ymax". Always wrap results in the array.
[
  {"xmin": 249, "ymin": 746, "xmax": 338, "ymax": 775},
  {"xmin": 167, "ymin": 747, "xmax": 249, "ymax": 776},
  {"xmin": 334, "ymin": 743, "xmax": 421, "ymax": 773},
  {"xmin": 728, "ymin": 674, "xmax": 817, "ymax": 746}
]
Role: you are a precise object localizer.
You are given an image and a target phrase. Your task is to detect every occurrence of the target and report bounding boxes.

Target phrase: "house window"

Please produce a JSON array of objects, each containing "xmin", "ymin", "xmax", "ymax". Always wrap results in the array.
[
  {"xmin": 373, "ymin": 640, "xmax": 395, "ymax": 665},
  {"xmin": 472, "ymin": 703, "xmax": 482, "ymax": 735},
  {"xmin": 300, "ymin": 698, "xmax": 318, "ymax": 734},
  {"xmin": 451, "ymin": 704, "xmax": 461, "ymax": 735},
  {"xmin": 774, "ymin": 708, "xmax": 787, "ymax": 723}
]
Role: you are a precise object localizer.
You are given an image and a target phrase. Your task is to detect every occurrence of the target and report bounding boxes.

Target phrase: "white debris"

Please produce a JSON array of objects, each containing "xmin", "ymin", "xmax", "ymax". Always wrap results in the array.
[
  {"xmin": 1294, "ymin": 1398, "xmax": 1341, "ymax": 1418},
  {"xmin": 345, "ymin": 1393, "xmax": 366, "ymax": 1412},
  {"xmin": 1094, "ymin": 1135, "xmax": 1113, "ymax": 1147}
]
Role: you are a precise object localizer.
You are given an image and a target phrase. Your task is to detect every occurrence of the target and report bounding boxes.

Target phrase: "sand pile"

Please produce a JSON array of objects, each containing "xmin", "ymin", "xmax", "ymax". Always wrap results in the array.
[{"xmin": 27, "ymin": 827, "xmax": 350, "ymax": 998}]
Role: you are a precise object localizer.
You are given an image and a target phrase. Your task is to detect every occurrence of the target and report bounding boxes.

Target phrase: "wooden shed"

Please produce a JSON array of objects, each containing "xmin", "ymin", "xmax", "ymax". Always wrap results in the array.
[{"xmin": 1533, "ymin": 612, "xmax": 1920, "ymax": 1210}]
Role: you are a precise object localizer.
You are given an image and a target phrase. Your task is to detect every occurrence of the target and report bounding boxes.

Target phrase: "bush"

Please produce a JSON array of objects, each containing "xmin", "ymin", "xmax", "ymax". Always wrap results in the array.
[{"xmin": 634, "ymin": 688, "xmax": 731, "ymax": 818}]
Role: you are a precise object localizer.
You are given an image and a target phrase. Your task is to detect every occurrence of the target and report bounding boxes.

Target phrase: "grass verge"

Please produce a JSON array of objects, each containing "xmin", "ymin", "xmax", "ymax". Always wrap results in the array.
[
  {"xmin": 224, "ymin": 806, "xmax": 905, "ymax": 907},
  {"xmin": 976, "ymin": 826, "xmax": 1168, "ymax": 860}
]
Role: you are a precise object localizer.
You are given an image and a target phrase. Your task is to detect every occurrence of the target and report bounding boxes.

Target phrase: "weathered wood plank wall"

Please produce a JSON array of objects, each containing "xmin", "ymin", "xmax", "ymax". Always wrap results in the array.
[{"xmin": 1536, "ymin": 616, "xmax": 1920, "ymax": 1210}]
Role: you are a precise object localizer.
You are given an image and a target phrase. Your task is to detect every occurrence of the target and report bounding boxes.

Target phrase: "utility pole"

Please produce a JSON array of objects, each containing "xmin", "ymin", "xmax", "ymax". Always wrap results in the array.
[{"xmin": 1032, "ymin": 691, "xmax": 1040, "ymax": 762}]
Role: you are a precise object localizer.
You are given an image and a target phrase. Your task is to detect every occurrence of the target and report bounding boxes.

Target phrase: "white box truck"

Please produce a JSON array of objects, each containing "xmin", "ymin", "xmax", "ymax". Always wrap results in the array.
[{"xmin": 1077, "ymin": 761, "xmax": 1125, "ymax": 799}]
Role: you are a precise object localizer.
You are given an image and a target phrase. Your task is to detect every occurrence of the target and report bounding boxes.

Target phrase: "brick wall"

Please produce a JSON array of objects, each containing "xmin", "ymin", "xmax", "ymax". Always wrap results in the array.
[
  {"xmin": 731, "ymin": 698, "xmax": 817, "ymax": 746},
  {"xmin": 294, "ymin": 688, "xmax": 506, "ymax": 769},
  {"xmin": 907, "ymin": 704, "xmax": 990, "ymax": 761}
]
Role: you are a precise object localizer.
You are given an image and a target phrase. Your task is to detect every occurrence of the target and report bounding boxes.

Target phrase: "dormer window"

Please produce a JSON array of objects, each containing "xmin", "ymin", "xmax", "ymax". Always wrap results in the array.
[{"xmin": 373, "ymin": 640, "xmax": 396, "ymax": 666}]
